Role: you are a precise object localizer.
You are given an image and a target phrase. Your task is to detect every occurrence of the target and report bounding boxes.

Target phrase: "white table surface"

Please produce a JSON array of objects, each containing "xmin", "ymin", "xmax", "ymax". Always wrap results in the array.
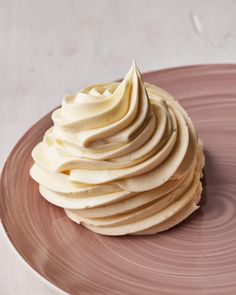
[{"xmin": 1, "ymin": 0, "xmax": 236, "ymax": 294}]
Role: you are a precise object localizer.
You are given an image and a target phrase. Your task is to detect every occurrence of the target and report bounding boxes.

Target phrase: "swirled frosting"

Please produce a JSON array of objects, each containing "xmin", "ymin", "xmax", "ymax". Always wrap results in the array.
[{"xmin": 30, "ymin": 62, "xmax": 204, "ymax": 235}]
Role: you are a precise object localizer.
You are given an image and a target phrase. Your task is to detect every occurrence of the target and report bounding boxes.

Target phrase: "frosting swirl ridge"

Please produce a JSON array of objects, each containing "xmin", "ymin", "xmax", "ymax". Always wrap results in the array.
[{"xmin": 30, "ymin": 62, "xmax": 204, "ymax": 235}]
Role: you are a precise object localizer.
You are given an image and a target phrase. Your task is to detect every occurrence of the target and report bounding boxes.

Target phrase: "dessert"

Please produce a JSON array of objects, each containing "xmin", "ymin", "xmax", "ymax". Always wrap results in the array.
[{"xmin": 30, "ymin": 61, "xmax": 204, "ymax": 235}]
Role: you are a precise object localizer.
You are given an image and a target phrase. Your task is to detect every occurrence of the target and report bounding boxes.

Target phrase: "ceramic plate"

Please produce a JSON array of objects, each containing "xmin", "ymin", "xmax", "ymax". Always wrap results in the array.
[{"xmin": 1, "ymin": 65, "xmax": 236, "ymax": 294}]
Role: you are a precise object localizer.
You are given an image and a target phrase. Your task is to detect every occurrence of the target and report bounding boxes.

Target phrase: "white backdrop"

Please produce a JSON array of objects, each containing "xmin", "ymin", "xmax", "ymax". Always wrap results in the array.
[{"xmin": 1, "ymin": 0, "xmax": 236, "ymax": 294}]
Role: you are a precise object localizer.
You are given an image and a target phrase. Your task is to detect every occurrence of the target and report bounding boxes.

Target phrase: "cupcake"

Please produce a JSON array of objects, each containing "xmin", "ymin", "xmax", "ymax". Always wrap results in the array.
[{"xmin": 30, "ymin": 61, "xmax": 204, "ymax": 235}]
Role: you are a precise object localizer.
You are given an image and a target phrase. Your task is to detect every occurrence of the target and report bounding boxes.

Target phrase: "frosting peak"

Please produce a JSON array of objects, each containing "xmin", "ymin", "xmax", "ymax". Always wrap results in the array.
[
  {"xmin": 52, "ymin": 62, "xmax": 152, "ymax": 149},
  {"xmin": 30, "ymin": 62, "xmax": 204, "ymax": 236}
]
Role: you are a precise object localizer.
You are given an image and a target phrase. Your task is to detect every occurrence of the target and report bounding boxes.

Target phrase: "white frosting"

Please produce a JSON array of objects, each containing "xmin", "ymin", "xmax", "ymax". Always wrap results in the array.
[{"xmin": 30, "ymin": 62, "xmax": 204, "ymax": 235}]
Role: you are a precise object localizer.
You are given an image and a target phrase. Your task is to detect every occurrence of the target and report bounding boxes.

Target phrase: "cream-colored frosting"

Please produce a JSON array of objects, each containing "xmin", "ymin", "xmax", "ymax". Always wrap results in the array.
[{"xmin": 30, "ymin": 62, "xmax": 204, "ymax": 235}]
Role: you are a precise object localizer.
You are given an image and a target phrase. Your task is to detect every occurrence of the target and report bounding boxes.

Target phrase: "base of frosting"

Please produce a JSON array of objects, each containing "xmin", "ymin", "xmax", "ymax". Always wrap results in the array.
[{"xmin": 64, "ymin": 144, "xmax": 204, "ymax": 236}]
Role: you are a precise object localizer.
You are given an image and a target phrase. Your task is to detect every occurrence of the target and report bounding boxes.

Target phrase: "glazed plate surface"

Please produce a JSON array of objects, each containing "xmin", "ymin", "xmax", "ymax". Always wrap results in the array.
[{"xmin": 1, "ymin": 65, "xmax": 236, "ymax": 294}]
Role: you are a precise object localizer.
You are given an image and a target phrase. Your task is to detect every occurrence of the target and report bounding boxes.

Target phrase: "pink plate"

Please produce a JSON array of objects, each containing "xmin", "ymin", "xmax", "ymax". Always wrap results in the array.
[{"xmin": 1, "ymin": 64, "xmax": 236, "ymax": 294}]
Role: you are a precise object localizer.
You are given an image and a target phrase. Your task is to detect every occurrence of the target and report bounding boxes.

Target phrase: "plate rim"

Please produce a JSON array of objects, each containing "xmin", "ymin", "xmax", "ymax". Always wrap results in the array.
[{"xmin": 1, "ymin": 63, "xmax": 236, "ymax": 293}]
